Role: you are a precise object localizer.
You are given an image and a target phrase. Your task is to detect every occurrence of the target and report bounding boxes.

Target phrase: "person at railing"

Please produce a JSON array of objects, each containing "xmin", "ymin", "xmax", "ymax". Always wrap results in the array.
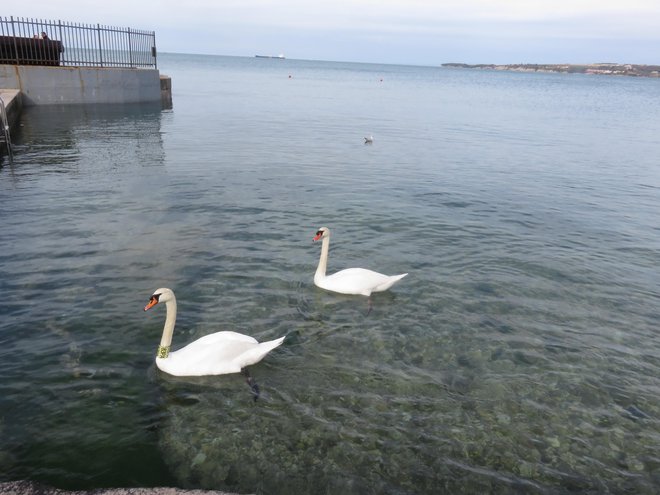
[{"xmin": 40, "ymin": 31, "xmax": 49, "ymax": 40}]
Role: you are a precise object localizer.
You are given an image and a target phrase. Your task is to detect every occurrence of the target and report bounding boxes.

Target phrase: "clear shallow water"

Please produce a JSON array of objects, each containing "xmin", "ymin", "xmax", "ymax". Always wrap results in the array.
[{"xmin": 1, "ymin": 54, "xmax": 660, "ymax": 494}]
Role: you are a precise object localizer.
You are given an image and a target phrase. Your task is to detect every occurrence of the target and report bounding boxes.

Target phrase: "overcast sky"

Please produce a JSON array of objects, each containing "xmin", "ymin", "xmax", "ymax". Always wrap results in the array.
[{"xmin": 6, "ymin": 1, "xmax": 660, "ymax": 65}]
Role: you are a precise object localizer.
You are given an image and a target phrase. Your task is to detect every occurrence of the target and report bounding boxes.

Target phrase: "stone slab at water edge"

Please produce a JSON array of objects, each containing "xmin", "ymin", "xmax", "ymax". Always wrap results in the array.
[{"xmin": 0, "ymin": 481, "xmax": 243, "ymax": 495}]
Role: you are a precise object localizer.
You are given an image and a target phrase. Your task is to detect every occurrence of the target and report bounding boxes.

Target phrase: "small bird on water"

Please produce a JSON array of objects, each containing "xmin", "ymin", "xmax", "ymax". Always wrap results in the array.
[{"xmin": 364, "ymin": 134, "xmax": 374, "ymax": 144}]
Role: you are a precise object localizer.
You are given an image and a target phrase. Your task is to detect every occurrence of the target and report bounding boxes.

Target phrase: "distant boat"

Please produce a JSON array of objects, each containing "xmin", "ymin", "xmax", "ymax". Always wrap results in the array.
[{"xmin": 255, "ymin": 54, "xmax": 285, "ymax": 59}]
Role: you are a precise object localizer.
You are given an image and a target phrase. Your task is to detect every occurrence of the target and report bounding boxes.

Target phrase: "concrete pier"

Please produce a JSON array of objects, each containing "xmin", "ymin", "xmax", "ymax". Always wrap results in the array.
[
  {"xmin": 0, "ymin": 65, "xmax": 172, "ymax": 160},
  {"xmin": 0, "ymin": 88, "xmax": 22, "ymax": 158},
  {"xmin": 0, "ymin": 65, "xmax": 167, "ymax": 106},
  {"xmin": 161, "ymin": 74, "xmax": 173, "ymax": 109},
  {"xmin": 0, "ymin": 88, "xmax": 21, "ymax": 123}
]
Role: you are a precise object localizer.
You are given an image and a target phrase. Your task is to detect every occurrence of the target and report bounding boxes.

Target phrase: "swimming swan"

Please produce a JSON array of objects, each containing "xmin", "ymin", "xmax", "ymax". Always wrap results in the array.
[
  {"xmin": 313, "ymin": 227, "xmax": 407, "ymax": 296},
  {"xmin": 144, "ymin": 288, "xmax": 285, "ymax": 377}
]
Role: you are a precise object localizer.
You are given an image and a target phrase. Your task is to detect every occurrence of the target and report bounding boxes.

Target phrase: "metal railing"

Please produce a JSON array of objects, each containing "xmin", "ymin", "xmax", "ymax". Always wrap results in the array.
[{"xmin": 0, "ymin": 16, "xmax": 157, "ymax": 69}]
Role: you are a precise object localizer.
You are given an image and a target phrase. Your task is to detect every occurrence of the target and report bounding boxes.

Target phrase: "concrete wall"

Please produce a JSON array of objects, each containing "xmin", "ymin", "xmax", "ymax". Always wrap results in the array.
[
  {"xmin": 0, "ymin": 88, "xmax": 22, "ymax": 127},
  {"xmin": 0, "ymin": 89, "xmax": 22, "ymax": 159},
  {"xmin": 0, "ymin": 65, "xmax": 163, "ymax": 106}
]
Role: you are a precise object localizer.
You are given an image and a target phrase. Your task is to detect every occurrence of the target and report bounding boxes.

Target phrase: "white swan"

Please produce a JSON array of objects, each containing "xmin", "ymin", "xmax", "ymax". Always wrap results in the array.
[
  {"xmin": 144, "ymin": 288, "xmax": 285, "ymax": 377},
  {"xmin": 313, "ymin": 227, "xmax": 408, "ymax": 296}
]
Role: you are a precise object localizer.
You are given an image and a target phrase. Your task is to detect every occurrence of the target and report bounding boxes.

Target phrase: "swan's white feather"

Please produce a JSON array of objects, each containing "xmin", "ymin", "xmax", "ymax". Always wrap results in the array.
[
  {"xmin": 318, "ymin": 268, "xmax": 408, "ymax": 296},
  {"xmin": 146, "ymin": 288, "xmax": 285, "ymax": 377},
  {"xmin": 313, "ymin": 227, "xmax": 407, "ymax": 296},
  {"xmin": 157, "ymin": 331, "xmax": 285, "ymax": 377}
]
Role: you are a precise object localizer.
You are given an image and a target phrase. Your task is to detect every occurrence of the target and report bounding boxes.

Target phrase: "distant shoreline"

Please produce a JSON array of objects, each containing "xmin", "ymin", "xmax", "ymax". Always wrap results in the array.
[{"xmin": 442, "ymin": 63, "xmax": 660, "ymax": 78}]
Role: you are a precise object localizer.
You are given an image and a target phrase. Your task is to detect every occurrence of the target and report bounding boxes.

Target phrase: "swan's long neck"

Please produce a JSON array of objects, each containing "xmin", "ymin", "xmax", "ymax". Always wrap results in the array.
[
  {"xmin": 315, "ymin": 235, "xmax": 330, "ymax": 284},
  {"xmin": 158, "ymin": 298, "xmax": 177, "ymax": 359}
]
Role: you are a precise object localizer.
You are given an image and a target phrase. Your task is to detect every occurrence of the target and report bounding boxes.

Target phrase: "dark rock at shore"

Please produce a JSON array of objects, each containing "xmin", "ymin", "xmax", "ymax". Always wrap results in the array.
[{"xmin": 0, "ymin": 481, "xmax": 245, "ymax": 495}]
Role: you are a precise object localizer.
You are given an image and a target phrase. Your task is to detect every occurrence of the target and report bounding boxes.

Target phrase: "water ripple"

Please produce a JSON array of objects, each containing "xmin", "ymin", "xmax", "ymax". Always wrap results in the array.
[{"xmin": 1, "ymin": 56, "xmax": 660, "ymax": 494}]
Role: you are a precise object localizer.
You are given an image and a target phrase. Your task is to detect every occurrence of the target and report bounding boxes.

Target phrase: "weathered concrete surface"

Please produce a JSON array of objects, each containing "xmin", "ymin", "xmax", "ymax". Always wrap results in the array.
[
  {"xmin": 160, "ymin": 74, "xmax": 172, "ymax": 109},
  {"xmin": 0, "ymin": 88, "xmax": 22, "ymax": 127},
  {"xmin": 0, "ymin": 481, "xmax": 245, "ymax": 495},
  {"xmin": 0, "ymin": 88, "xmax": 21, "ymax": 158},
  {"xmin": 0, "ymin": 65, "xmax": 162, "ymax": 106}
]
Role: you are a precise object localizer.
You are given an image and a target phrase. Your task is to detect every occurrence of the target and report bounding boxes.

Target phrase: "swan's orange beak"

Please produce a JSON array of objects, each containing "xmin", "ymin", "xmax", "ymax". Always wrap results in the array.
[
  {"xmin": 144, "ymin": 296, "xmax": 159, "ymax": 311},
  {"xmin": 313, "ymin": 232, "xmax": 322, "ymax": 241}
]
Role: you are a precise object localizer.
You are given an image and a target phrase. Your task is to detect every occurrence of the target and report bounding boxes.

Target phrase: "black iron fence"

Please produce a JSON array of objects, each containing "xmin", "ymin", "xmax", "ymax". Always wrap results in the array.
[{"xmin": 0, "ymin": 16, "xmax": 157, "ymax": 69}]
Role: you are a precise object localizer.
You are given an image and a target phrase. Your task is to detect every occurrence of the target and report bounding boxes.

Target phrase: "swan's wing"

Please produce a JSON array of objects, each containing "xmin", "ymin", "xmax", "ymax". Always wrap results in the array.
[
  {"xmin": 320, "ymin": 268, "xmax": 394, "ymax": 296},
  {"xmin": 235, "ymin": 335, "xmax": 286, "ymax": 368},
  {"xmin": 160, "ymin": 331, "xmax": 283, "ymax": 376},
  {"xmin": 194, "ymin": 331, "xmax": 258, "ymax": 345},
  {"xmin": 372, "ymin": 272, "xmax": 408, "ymax": 292}
]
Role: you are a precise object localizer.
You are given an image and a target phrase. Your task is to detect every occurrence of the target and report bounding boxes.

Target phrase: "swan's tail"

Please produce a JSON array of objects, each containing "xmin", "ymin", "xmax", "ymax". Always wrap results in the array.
[
  {"xmin": 261, "ymin": 335, "xmax": 286, "ymax": 352},
  {"xmin": 241, "ymin": 335, "xmax": 286, "ymax": 367},
  {"xmin": 374, "ymin": 273, "xmax": 408, "ymax": 292}
]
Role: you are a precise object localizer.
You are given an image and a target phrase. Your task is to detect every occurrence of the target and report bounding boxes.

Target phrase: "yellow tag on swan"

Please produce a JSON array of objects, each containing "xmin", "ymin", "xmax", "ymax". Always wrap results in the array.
[{"xmin": 157, "ymin": 345, "xmax": 170, "ymax": 359}]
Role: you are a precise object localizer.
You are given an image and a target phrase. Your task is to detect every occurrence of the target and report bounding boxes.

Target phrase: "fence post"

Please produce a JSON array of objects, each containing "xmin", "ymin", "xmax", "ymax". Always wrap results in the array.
[
  {"xmin": 152, "ymin": 32, "xmax": 157, "ymax": 70},
  {"xmin": 10, "ymin": 16, "xmax": 19, "ymax": 65},
  {"xmin": 128, "ymin": 27, "xmax": 133, "ymax": 68},
  {"xmin": 97, "ymin": 23, "xmax": 103, "ymax": 67},
  {"xmin": 57, "ymin": 20, "xmax": 64, "ymax": 65}
]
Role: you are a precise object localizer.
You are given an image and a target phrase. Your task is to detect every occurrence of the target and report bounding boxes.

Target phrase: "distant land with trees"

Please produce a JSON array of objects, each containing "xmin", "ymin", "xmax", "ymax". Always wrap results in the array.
[{"xmin": 442, "ymin": 63, "xmax": 660, "ymax": 78}]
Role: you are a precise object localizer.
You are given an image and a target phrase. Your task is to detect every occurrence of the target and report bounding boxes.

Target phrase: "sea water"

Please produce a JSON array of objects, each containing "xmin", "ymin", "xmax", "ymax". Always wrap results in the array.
[{"xmin": 0, "ymin": 53, "xmax": 659, "ymax": 494}]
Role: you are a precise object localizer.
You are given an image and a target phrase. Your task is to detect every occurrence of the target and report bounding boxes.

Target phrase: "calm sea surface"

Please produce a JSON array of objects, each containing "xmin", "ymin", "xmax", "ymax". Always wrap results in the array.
[{"xmin": 1, "ymin": 53, "xmax": 659, "ymax": 494}]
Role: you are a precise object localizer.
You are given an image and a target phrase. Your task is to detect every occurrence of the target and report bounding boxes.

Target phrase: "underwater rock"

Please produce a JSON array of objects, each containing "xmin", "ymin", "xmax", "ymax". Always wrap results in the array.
[{"xmin": 623, "ymin": 405, "xmax": 650, "ymax": 421}]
